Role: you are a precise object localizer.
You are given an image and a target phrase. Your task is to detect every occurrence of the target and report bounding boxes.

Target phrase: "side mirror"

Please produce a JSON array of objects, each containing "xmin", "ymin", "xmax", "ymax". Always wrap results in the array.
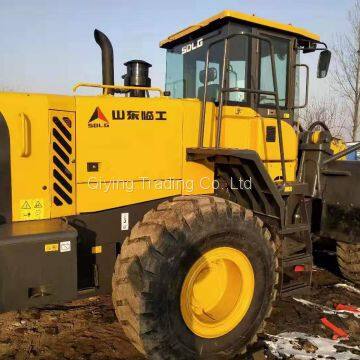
[
  {"xmin": 199, "ymin": 67, "xmax": 218, "ymax": 84},
  {"xmin": 317, "ymin": 50, "xmax": 332, "ymax": 78}
]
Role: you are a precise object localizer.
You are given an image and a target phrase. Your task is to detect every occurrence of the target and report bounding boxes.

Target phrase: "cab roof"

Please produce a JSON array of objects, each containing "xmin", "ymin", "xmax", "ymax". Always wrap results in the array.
[{"xmin": 160, "ymin": 10, "xmax": 320, "ymax": 48}]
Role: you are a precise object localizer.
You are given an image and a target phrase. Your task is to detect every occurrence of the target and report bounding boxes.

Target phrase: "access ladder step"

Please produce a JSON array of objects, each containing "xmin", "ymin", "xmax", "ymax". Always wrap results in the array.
[
  {"xmin": 282, "ymin": 238, "xmax": 308, "ymax": 257},
  {"xmin": 281, "ymin": 254, "xmax": 313, "ymax": 267},
  {"xmin": 280, "ymin": 283, "xmax": 312, "ymax": 296},
  {"xmin": 280, "ymin": 254, "xmax": 313, "ymax": 297},
  {"xmin": 280, "ymin": 223, "xmax": 310, "ymax": 235}
]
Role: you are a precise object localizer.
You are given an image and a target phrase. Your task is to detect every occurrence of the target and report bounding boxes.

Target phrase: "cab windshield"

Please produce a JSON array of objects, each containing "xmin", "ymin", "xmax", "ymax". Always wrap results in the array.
[
  {"xmin": 165, "ymin": 30, "xmax": 290, "ymax": 108},
  {"xmin": 165, "ymin": 31, "xmax": 250, "ymax": 104}
]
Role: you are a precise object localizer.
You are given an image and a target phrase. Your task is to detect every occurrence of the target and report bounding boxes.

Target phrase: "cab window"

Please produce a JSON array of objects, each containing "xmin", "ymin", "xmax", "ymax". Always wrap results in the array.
[
  {"xmin": 226, "ymin": 36, "xmax": 250, "ymax": 104},
  {"xmin": 165, "ymin": 37, "xmax": 223, "ymax": 101},
  {"xmin": 259, "ymin": 36, "xmax": 289, "ymax": 107},
  {"xmin": 195, "ymin": 42, "xmax": 223, "ymax": 102}
]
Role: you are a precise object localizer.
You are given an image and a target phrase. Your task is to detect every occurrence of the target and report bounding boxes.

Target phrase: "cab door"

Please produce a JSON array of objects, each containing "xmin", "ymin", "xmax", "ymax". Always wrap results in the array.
[
  {"xmin": 252, "ymin": 29, "xmax": 296, "ymax": 121},
  {"xmin": 252, "ymin": 29, "xmax": 298, "ymax": 181}
]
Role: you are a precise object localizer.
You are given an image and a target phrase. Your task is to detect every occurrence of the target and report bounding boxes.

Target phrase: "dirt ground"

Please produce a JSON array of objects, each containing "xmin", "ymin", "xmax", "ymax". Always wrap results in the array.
[{"xmin": 0, "ymin": 246, "xmax": 359, "ymax": 360}]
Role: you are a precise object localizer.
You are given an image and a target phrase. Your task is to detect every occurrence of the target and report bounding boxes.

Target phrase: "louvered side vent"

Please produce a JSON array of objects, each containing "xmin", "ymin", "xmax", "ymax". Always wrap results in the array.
[{"xmin": 50, "ymin": 111, "xmax": 76, "ymax": 217}]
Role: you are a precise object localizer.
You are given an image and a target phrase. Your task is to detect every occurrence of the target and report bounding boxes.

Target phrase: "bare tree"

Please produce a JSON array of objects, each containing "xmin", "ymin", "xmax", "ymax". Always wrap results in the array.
[
  {"xmin": 299, "ymin": 96, "xmax": 347, "ymax": 138},
  {"xmin": 330, "ymin": 0, "xmax": 360, "ymax": 141}
]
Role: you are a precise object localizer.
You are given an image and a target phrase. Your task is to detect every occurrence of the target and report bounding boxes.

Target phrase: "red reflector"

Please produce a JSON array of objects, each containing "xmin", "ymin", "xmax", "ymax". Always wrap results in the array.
[{"xmin": 294, "ymin": 265, "xmax": 305, "ymax": 272}]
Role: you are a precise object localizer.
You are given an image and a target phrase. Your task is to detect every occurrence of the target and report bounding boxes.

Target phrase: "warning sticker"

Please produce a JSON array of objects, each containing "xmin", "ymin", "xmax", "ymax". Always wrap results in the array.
[
  {"xmin": 60, "ymin": 241, "xmax": 71, "ymax": 253},
  {"xmin": 19, "ymin": 198, "xmax": 45, "ymax": 221},
  {"xmin": 45, "ymin": 243, "xmax": 59, "ymax": 252},
  {"xmin": 121, "ymin": 213, "xmax": 129, "ymax": 231}
]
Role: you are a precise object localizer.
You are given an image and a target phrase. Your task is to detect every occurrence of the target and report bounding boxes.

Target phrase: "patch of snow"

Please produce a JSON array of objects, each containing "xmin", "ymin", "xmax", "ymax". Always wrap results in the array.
[
  {"xmin": 335, "ymin": 283, "xmax": 360, "ymax": 295},
  {"xmin": 293, "ymin": 298, "xmax": 360, "ymax": 319},
  {"xmin": 265, "ymin": 332, "xmax": 360, "ymax": 360}
]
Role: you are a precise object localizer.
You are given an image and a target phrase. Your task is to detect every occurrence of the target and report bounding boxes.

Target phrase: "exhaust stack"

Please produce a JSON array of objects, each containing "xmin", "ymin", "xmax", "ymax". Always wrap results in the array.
[{"xmin": 94, "ymin": 29, "xmax": 114, "ymax": 95}]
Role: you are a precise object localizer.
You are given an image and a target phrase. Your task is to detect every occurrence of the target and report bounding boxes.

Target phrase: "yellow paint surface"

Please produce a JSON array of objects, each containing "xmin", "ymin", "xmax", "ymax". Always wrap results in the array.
[
  {"xmin": 2, "ymin": 91, "xmax": 300, "ymax": 218},
  {"xmin": 0, "ymin": 93, "xmax": 75, "ymax": 221},
  {"xmin": 180, "ymin": 247, "xmax": 255, "ymax": 338}
]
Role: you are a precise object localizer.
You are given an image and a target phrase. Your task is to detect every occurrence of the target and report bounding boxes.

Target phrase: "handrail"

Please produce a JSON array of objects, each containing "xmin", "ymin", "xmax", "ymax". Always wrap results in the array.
[
  {"xmin": 198, "ymin": 31, "xmax": 287, "ymax": 185},
  {"xmin": 222, "ymin": 87, "xmax": 277, "ymax": 96},
  {"xmin": 72, "ymin": 83, "xmax": 164, "ymax": 96},
  {"xmin": 322, "ymin": 142, "xmax": 360, "ymax": 165}
]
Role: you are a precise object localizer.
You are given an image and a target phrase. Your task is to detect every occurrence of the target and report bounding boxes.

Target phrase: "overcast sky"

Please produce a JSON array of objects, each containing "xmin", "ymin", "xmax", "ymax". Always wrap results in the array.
[{"xmin": 0, "ymin": 0, "xmax": 354, "ymax": 98}]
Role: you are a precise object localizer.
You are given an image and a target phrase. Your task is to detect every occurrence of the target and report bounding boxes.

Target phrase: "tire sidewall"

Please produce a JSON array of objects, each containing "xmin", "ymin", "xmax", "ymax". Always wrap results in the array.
[{"xmin": 159, "ymin": 220, "xmax": 275, "ymax": 358}]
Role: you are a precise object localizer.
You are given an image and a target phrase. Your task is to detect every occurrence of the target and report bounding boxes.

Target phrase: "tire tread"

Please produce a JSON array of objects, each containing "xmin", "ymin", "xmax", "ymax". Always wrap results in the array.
[
  {"xmin": 337, "ymin": 242, "xmax": 360, "ymax": 284},
  {"xmin": 112, "ymin": 195, "xmax": 279, "ymax": 358}
]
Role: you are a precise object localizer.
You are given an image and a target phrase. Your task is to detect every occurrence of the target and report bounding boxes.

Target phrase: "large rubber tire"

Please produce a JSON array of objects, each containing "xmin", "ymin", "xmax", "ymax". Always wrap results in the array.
[
  {"xmin": 337, "ymin": 242, "xmax": 360, "ymax": 285},
  {"xmin": 112, "ymin": 195, "xmax": 279, "ymax": 359}
]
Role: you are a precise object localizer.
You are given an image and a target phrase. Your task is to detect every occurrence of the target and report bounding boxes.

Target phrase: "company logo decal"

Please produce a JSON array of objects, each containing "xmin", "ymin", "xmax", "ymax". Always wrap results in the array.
[
  {"xmin": 112, "ymin": 110, "xmax": 167, "ymax": 121},
  {"xmin": 88, "ymin": 107, "xmax": 109, "ymax": 128},
  {"xmin": 182, "ymin": 38, "xmax": 203, "ymax": 54},
  {"xmin": 89, "ymin": 107, "xmax": 168, "ymax": 127}
]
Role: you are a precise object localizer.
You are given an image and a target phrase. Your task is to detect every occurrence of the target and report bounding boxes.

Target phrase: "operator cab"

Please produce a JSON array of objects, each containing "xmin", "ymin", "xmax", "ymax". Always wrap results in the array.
[{"xmin": 160, "ymin": 10, "xmax": 330, "ymax": 121}]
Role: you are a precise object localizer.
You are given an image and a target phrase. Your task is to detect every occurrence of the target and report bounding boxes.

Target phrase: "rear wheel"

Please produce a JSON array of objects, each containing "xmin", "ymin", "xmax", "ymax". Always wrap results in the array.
[
  {"xmin": 112, "ymin": 196, "xmax": 278, "ymax": 359},
  {"xmin": 337, "ymin": 242, "xmax": 360, "ymax": 285}
]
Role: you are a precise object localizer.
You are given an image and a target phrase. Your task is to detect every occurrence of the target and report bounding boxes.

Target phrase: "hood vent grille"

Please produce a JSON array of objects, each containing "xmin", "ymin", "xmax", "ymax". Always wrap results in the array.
[{"xmin": 50, "ymin": 111, "xmax": 75, "ymax": 217}]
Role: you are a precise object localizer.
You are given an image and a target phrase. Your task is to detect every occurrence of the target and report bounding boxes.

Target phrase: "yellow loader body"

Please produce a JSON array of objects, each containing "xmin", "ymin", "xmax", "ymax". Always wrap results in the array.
[{"xmin": 1, "ymin": 92, "xmax": 298, "ymax": 222}]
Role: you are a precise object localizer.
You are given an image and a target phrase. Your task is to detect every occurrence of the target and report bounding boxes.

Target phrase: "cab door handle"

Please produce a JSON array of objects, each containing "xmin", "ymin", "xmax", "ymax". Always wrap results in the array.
[{"xmin": 20, "ymin": 112, "xmax": 31, "ymax": 157}]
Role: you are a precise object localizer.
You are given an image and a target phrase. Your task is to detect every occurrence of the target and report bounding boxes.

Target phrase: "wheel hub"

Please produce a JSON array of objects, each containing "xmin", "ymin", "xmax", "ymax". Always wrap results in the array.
[{"xmin": 180, "ymin": 247, "xmax": 255, "ymax": 338}]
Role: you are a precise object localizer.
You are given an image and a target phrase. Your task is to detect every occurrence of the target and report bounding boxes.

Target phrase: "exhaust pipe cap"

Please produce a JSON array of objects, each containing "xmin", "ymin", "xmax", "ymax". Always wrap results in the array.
[{"xmin": 94, "ymin": 29, "xmax": 115, "ymax": 94}]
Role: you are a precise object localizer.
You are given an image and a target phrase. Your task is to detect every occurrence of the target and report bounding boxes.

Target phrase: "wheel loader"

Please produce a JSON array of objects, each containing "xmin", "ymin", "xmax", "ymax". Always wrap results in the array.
[{"xmin": 0, "ymin": 9, "xmax": 359, "ymax": 359}]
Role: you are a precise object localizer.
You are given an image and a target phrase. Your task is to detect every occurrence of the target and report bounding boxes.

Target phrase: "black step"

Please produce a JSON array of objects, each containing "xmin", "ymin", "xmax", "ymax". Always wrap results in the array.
[
  {"xmin": 282, "ymin": 239, "xmax": 307, "ymax": 257},
  {"xmin": 281, "ymin": 284, "xmax": 312, "ymax": 297},
  {"xmin": 280, "ymin": 223, "xmax": 310, "ymax": 235},
  {"xmin": 281, "ymin": 254, "xmax": 313, "ymax": 267},
  {"xmin": 280, "ymin": 254, "xmax": 313, "ymax": 297},
  {"xmin": 278, "ymin": 182, "xmax": 309, "ymax": 195}
]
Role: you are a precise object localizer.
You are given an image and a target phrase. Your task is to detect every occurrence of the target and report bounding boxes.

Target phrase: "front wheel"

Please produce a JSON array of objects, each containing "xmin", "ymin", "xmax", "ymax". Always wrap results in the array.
[{"xmin": 112, "ymin": 196, "xmax": 278, "ymax": 359}]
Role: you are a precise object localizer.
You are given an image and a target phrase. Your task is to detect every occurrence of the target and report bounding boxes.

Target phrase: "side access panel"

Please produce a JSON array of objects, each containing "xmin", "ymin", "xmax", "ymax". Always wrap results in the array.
[
  {"xmin": 75, "ymin": 96, "xmax": 183, "ymax": 213},
  {"xmin": 321, "ymin": 160, "xmax": 360, "ymax": 243}
]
